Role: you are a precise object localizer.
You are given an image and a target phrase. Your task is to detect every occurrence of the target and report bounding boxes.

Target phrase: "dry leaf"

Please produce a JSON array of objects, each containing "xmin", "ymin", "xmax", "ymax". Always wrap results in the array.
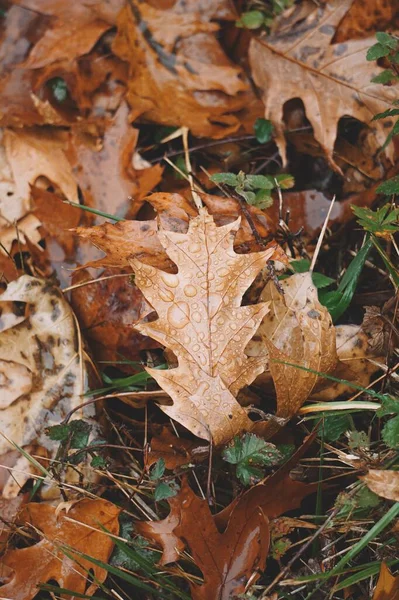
[
  {"xmin": 0, "ymin": 495, "xmax": 27, "ymax": 553},
  {"xmin": 257, "ymin": 272, "xmax": 337, "ymax": 421},
  {"xmin": 362, "ymin": 470, "xmax": 399, "ymax": 502},
  {"xmin": 131, "ymin": 208, "xmax": 279, "ymax": 445},
  {"xmin": 372, "ymin": 562, "xmax": 399, "ymax": 600},
  {"xmin": 66, "ymin": 102, "xmax": 163, "ymax": 219},
  {"xmin": 113, "ymin": 0, "xmax": 257, "ymax": 138},
  {"xmin": 249, "ymin": 0, "xmax": 398, "ymax": 170},
  {"xmin": 0, "ymin": 275, "xmax": 97, "ymax": 497},
  {"xmin": 0, "ymin": 498, "xmax": 120, "ymax": 600},
  {"xmin": 138, "ymin": 478, "xmax": 269, "ymax": 599},
  {"xmin": 334, "ymin": 0, "xmax": 399, "ymax": 42}
]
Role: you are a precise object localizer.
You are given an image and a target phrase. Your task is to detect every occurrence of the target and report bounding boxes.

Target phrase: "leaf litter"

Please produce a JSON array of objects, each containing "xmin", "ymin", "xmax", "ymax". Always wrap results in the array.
[{"xmin": 0, "ymin": 0, "xmax": 399, "ymax": 599}]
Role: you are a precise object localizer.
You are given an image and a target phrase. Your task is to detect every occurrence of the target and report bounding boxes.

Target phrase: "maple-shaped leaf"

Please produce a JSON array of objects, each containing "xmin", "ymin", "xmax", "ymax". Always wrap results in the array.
[
  {"xmin": 130, "ymin": 208, "xmax": 278, "ymax": 445},
  {"xmin": 249, "ymin": 0, "xmax": 398, "ymax": 171},
  {"xmin": 0, "ymin": 499, "xmax": 120, "ymax": 600},
  {"xmin": 137, "ymin": 478, "xmax": 269, "ymax": 600}
]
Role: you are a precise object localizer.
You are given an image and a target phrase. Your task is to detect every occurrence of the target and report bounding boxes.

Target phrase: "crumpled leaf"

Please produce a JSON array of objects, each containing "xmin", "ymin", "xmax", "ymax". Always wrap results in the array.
[
  {"xmin": 137, "ymin": 478, "xmax": 269, "ymax": 600},
  {"xmin": 372, "ymin": 562, "xmax": 399, "ymax": 600},
  {"xmin": 362, "ymin": 470, "xmax": 399, "ymax": 502},
  {"xmin": 0, "ymin": 275, "xmax": 96, "ymax": 497},
  {"xmin": 257, "ymin": 272, "xmax": 337, "ymax": 423},
  {"xmin": 66, "ymin": 102, "xmax": 163, "ymax": 219},
  {"xmin": 249, "ymin": 0, "xmax": 398, "ymax": 170},
  {"xmin": 0, "ymin": 498, "xmax": 120, "ymax": 600},
  {"xmin": 113, "ymin": 0, "xmax": 258, "ymax": 138},
  {"xmin": 131, "ymin": 208, "xmax": 279, "ymax": 445}
]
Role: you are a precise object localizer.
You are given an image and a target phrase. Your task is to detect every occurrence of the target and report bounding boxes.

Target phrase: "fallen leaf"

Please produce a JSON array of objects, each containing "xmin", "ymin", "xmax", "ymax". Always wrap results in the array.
[
  {"xmin": 66, "ymin": 102, "xmax": 163, "ymax": 219},
  {"xmin": 372, "ymin": 562, "xmax": 399, "ymax": 600},
  {"xmin": 0, "ymin": 495, "xmax": 27, "ymax": 552},
  {"xmin": 362, "ymin": 470, "xmax": 399, "ymax": 502},
  {"xmin": 70, "ymin": 268, "xmax": 160, "ymax": 364},
  {"xmin": 258, "ymin": 272, "xmax": 337, "ymax": 422},
  {"xmin": 0, "ymin": 498, "xmax": 120, "ymax": 600},
  {"xmin": 0, "ymin": 275, "xmax": 97, "ymax": 497},
  {"xmin": 131, "ymin": 208, "xmax": 279, "ymax": 445},
  {"xmin": 4, "ymin": 128, "xmax": 79, "ymax": 205},
  {"xmin": 311, "ymin": 324, "xmax": 384, "ymax": 401},
  {"xmin": 138, "ymin": 478, "xmax": 269, "ymax": 599},
  {"xmin": 113, "ymin": 0, "xmax": 257, "ymax": 138},
  {"xmin": 146, "ymin": 426, "xmax": 208, "ymax": 470},
  {"xmin": 334, "ymin": 0, "xmax": 399, "ymax": 42},
  {"xmin": 249, "ymin": 0, "xmax": 398, "ymax": 170}
]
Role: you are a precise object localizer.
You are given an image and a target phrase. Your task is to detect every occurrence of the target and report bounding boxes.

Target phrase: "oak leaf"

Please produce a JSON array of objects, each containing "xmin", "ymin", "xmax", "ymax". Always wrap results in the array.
[
  {"xmin": 372, "ymin": 562, "xmax": 399, "ymax": 600},
  {"xmin": 0, "ymin": 276, "xmax": 97, "ymax": 497},
  {"xmin": 0, "ymin": 498, "xmax": 120, "ymax": 600},
  {"xmin": 362, "ymin": 470, "xmax": 399, "ymax": 502},
  {"xmin": 130, "ymin": 208, "xmax": 278, "ymax": 445},
  {"xmin": 256, "ymin": 273, "xmax": 337, "ymax": 425},
  {"xmin": 249, "ymin": 0, "xmax": 398, "ymax": 170},
  {"xmin": 137, "ymin": 478, "xmax": 269, "ymax": 600},
  {"xmin": 113, "ymin": 0, "xmax": 259, "ymax": 138}
]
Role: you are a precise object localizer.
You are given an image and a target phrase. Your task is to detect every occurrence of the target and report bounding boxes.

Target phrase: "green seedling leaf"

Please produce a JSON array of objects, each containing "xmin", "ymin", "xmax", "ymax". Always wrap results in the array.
[
  {"xmin": 46, "ymin": 420, "xmax": 92, "ymax": 449},
  {"xmin": 382, "ymin": 414, "xmax": 399, "ymax": 448},
  {"xmin": 348, "ymin": 430, "xmax": 369, "ymax": 451},
  {"xmin": 91, "ymin": 455, "xmax": 107, "ymax": 468},
  {"xmin": 111, "ymin": 518, "xmax": 160, "ymax": 572},
  {"xmin": 375, "ymin": 32, "xmax": 399, "ymax": 49},
  {"xmin": 245, "ymin": 174, "xmax": 274, "ymax": 190},
  {"xmin": 274, "ymin": 173, "xmax": 295, "ymax": 189},
  {"xmin": 254, "ymin": 118, "xmax": 273, "ymax": 143},
  {"xmin": 149, "ymin": 457, "xmax": 165, "ymax": 481},
  {"xmin": 377, "ymin": 175, "xmax": 399, "ymax": 195},
  {"xmin": 154, "ymin": 481, "xmax": 179, "ymax": 501},
  {"xmin": 371, "ymin": 69, "xmax": 397, "ymax": 84},
  {"xmin": 311, "ymin": 272, "xmax": 335, "ymax": 289},
  {"xmin": 377, "ymin": 395, "xmax": 399, "ymax": 417},
  {"xmin": 254, "ymin": 188, "xmax": 273, "ymax": 209},
  {"xmin": 366, "ymin": 43, "xmax": 391, "ymax": 61},
  {"xmin": 49, "ymin": 77, "xmax": 68, "ymax": 103},
  {"xmin": 236, "ymin": 10, "xmax": 265, "ymax": 29},
  {"xmin": 222, "ymin": 433, "xmax": 282, "ymax": 486},
  {"xmin": 210, "ymin": 172, "xmax": 239, "ymax": 186},
  {"xmin": 322, "ymin": 414, "xmax": 351, "ymax": 442}
]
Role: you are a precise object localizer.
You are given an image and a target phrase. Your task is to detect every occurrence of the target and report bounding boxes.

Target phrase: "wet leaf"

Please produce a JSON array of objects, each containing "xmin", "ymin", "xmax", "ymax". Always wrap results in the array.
[
  {"xmin": 222, "ymin": 433, "xmax": 282, "ymax": 486},
  {"xmin": 372, "ymin": 562, "xmax": 399, "ymax": 600},
  {"xmin": 147, "ymin": 426, "xmax": 208, "ymax": 470},
  {"xmin": 113, "ymin": 0, "xmax": 258, "ymax": 138},
  {"xmin": 0, "ymin": 498, "xmax": 120, "ymax": 600},
  {"xmin": 258, "ymin": 272, "xmax": 337, "ymax": 423},
  {"xmin": 138, "ymin": 478, "xmax": 269, "ymax": 599},
  {"xmin": 130, "ymin": 208, "xmax": 280, "ymax": 445},
  {"xmin": 0, "ymin": 276, "xmax": 97, "ymax": 497},
  {"xmin": 249, "ymin": 0, "xmax": 398, "ymax": 170}
]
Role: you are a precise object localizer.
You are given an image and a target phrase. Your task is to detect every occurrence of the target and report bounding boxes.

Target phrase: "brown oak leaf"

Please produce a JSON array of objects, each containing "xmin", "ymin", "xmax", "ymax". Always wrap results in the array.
[
  {"xmin": 249, "ymin": 0, "xmax": 398, "ymax": 171},
  {"xmin": 130, "ymin": 208, "xmax": 279, "ymax": 445},
  {"xmin": 0, "ymin": 498, "xmax": 120, "ymax": 600}
]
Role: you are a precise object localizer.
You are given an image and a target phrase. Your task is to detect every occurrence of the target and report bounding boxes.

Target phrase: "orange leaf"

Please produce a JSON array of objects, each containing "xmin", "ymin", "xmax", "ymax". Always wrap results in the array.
[
  {"xmin": 372, "ymin": 562, "xmax": 399, "ymax": 600},
  {"xmin": 0, "ymin": 498, "xmax": 120, "ymax": 600}
]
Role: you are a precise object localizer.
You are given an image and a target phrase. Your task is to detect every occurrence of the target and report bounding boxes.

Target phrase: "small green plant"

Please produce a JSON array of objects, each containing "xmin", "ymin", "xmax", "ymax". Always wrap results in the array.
[
  {"xmin": 289, "ymin": 258, "xmax": 335, "ymax": 290},
  {"xmin": 367, "ymin": 32, "xmax": 399, "ymax": 195},
  {"xmin": 149, "ymin": 458, "xmax": 180, "ymax": 501},
  {"xmin": 254, "ymin": 117, "xmax": 273, "ymax": 143},
  {"xmin": 222, "ymin": 433, "xmax": 282, "ymax": 486},
  {"xmin": 377, "ymin": 396, "xmax": 399, "ymax": 448},
  {"xmin": 46, "ymin": 419, "xmax": 107, "ymax": 468},
  {"xmin": 236, "ymin": 1, "xmax": 293, "ymax": 30},
  {"xmin": 210, "ymin": 170, "xmax": 294, "ymax": 209}
]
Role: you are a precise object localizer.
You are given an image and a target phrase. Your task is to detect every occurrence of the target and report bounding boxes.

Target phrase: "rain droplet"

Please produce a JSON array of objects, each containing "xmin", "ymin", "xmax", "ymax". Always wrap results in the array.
[
  {"xmin": 161, "ymin": 272, "xmax": 179, "ymax": 288},
  {"xmin": 184, "ymin": 284, "xmax": 197, "ymax": 297},
  {"xmin": 167, "ymin": 302, "xmax": 190, "ymax": 329}
]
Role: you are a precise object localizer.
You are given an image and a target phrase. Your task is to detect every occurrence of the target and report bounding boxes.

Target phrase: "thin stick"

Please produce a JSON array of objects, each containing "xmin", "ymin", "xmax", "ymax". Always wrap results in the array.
[
  {"xmin": 309, "ymin": 195, "xmax": 336, "ymax": 273},
  {"xmin": 62, "ymin": 273, "xmax": 131, "ymax": 293},
  {"xmin": 182, "ymin": 126, "xmax": 202, "ymax": 210}
]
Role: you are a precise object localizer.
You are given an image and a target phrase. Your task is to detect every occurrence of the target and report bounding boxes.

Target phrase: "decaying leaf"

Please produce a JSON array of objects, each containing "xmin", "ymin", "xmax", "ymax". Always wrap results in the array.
[
  {"xmin": 146, "ymin": 426, "xmax": 208, "ymax": 470},
  {"xmin": 0, "ymin": 276, "xmax": 96, "ymax": 497},
  {"xmin": 0, "ymin": 498, "xmax": 120, "ymax": 600},
  {"xmin": 0, "ymin": 495, "xmax": 27, "ymax": 552},
  {"xmin": 372, "ymin": 562, "xmax": 399, "ymax": 600},
  {"xmin": 66, "ymin": 102, "xmax": 163, "ymax": 219},
  {"xmin": 131, "ymin": 208, "xmax": 279, "ymax": 445},
  {"xmin": 138, "ymin": 478, "xmax": 269, "ymax": 599},
  {"xmin": 257, "ymin": 272, "xmax": 337, "ymax": 422},
  {"xmin": 362, "ymin": 470, "xmax": 399, "ymax": 502},
  {"xmin": 113, "ymin": 0, "xmax": 258, "ymax": 138},
  {"xmin": 249, "ymin": 0, "xmax": 398, "ymax": 170}
]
